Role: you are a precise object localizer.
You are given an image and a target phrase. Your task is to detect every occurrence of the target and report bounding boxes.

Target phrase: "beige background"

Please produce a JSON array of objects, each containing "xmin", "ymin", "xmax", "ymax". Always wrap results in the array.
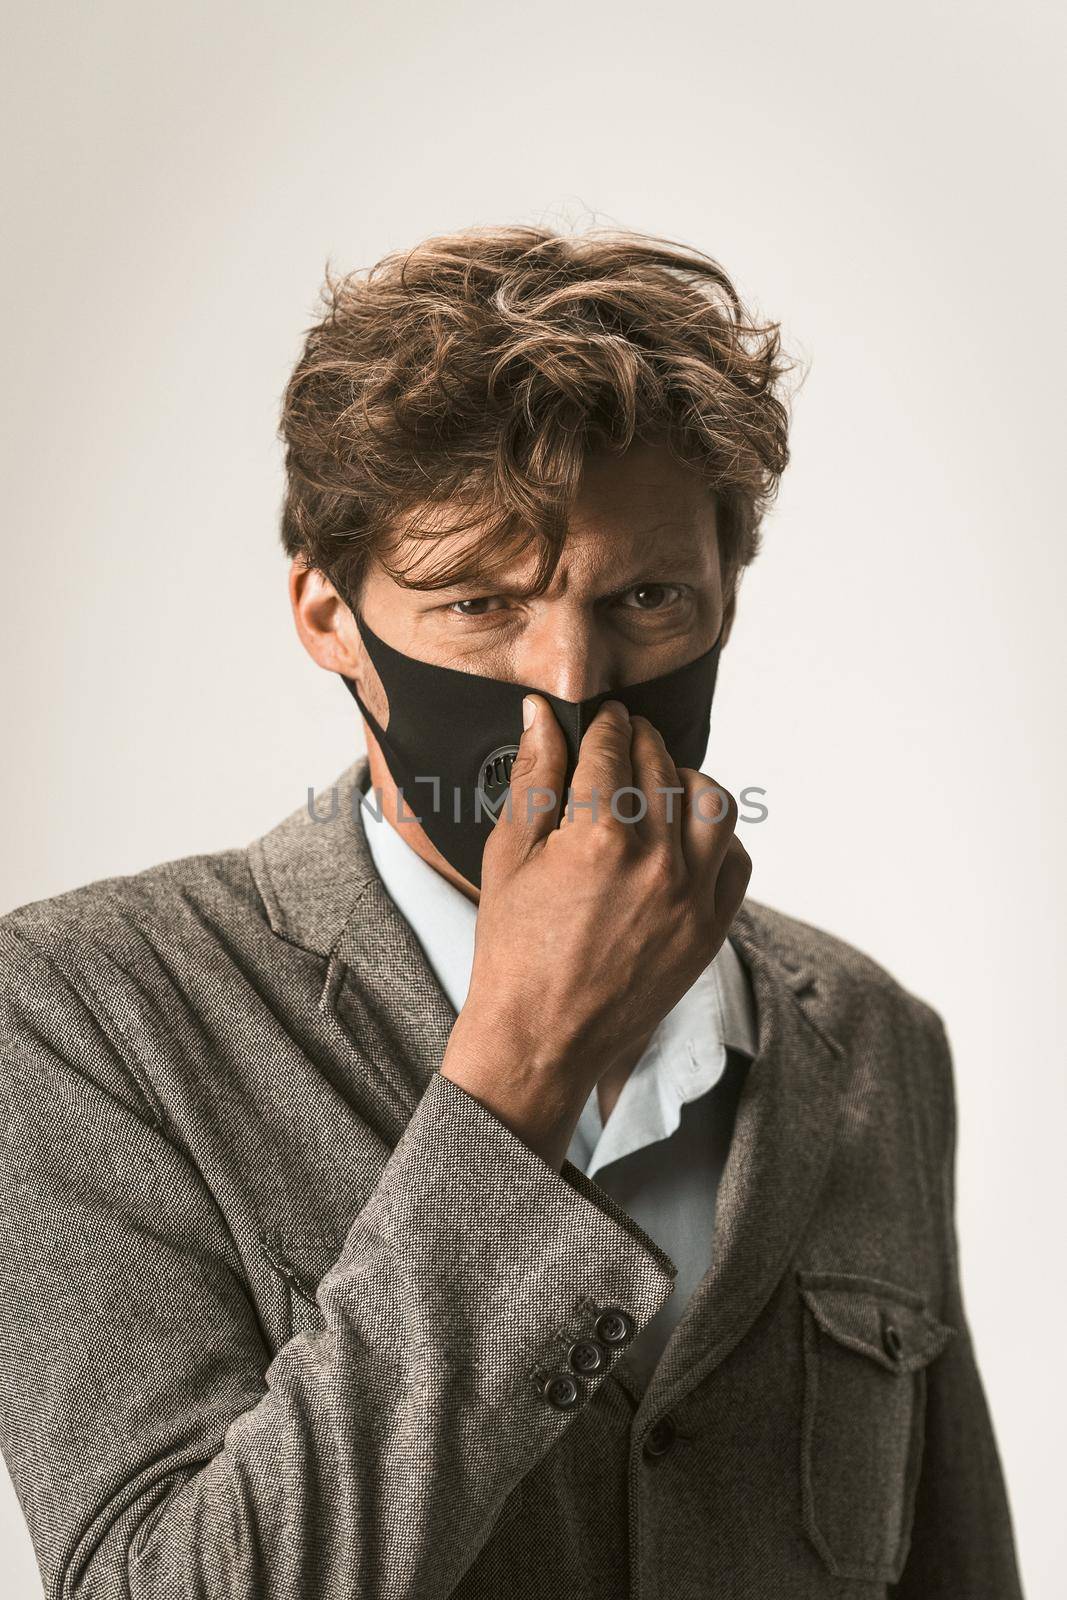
[{"xmin": 2, "ymin": 1, "xmax": 1064, "ymax": 1593}]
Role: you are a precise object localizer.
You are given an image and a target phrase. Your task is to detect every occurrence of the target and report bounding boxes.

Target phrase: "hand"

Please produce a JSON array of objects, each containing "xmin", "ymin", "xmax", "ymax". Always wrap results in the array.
[{"xmin": 440, "ymin": 694, "xmax": 751, "ymax": 1171}]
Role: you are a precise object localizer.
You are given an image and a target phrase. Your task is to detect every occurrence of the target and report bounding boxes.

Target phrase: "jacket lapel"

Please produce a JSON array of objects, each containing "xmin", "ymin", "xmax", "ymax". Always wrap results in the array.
[
  {"xmin": 249, "ymin": 755, "xmax": 458, "ymax": 1141},
  {"xmin": 328, "ymin": 877, "xmax": 458, "ymax": 1135},
  {"xmin": 633, "ymin": 904, "xmax": 855, "ymax": 1423}
]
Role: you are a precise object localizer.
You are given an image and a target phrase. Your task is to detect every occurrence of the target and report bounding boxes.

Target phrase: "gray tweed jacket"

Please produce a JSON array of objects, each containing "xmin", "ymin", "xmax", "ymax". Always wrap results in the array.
[{"xmin": 0, "ymin": 756, "xmax": 1022, "ymax": 1599}]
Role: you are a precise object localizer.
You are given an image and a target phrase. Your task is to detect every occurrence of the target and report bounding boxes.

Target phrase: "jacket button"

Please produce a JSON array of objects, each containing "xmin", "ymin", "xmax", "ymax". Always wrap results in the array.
[
  {"xmin": 594, "ymin": 1307, "xmax": 634, "ymax": 1346},
  {"xmin": 568, "ymin": 1338, "xmax": 607, "ymax": 1375},
  {"xmin": 882, "ymin": 1321, "xmax": 904, "ymax": 1361},
  {"xmin": 643, "ymin": 1415, "xmax": 677, "ymax": 1457},
  {"xmin": 542, "ymin": 1372, "xmax": 581, "ymax": 1411}
]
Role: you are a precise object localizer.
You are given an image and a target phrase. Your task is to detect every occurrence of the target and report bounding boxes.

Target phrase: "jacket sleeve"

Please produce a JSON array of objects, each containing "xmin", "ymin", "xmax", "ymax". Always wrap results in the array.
[
  {"xmin": 0, "ymin": 921, "xmax": 676, "ymax": 1600},
  {"xmin": 892, "ymin": 1011, "xmax": 1024, "ymax": 1598}
]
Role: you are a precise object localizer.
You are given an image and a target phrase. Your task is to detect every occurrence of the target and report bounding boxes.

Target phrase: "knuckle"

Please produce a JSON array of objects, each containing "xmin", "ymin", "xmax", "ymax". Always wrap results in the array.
[
  {"xmin": 590, "ymin": 704, "xmax": 631, "ymax": 746},
  {"xmin": 717, "ymin": 838, "xmax": 753, "ymax": 906},
  {"xmin": 574, "ymin": 767, "xmax": 615, "ymax": 805},
  {"xmin": 731, "ymin": 836, "xmax": 752, "ymax": 873},
  {"xmin": 693, "ymin": 777, "xmax": 737, "ymax": 829},
  {"xmin": 581, "ymin": 821, "xmax": 628, "ymax": 864}
]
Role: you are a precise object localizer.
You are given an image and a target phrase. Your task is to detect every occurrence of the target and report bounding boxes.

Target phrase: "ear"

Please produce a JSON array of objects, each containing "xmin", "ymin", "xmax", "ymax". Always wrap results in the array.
[{"xmin": 288, "ymin": 559, "xmax": 363, "ymax": 675}]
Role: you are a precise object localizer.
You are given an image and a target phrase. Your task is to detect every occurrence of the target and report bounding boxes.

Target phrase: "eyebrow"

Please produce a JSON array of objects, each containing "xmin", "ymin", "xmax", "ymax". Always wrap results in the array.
[{"xmin": 438, "ymin": 534, "xmax": 710, "ymax": 599}]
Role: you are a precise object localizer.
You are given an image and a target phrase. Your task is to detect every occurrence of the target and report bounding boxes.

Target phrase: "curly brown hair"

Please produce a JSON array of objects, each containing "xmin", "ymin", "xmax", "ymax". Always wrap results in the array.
[{"xmin": 279, "ymin": 224, "xmax": 792, "ymax": 606}]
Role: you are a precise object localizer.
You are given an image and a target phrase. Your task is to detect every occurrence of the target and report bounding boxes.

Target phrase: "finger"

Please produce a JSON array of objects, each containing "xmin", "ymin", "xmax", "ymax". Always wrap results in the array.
[
  {"xmin": 714, "ymin": 836, "xmax": 753, "ymax": 923},
  {"xmin": 677, "ymin": 766, "xmax": 739, "ymax": 880},
  {"xmin": 489, "ymin": 692, "xmax": 566, "ymax": 864},
  {"xmin": 628, "ymin": 714, "xmax": 685, "ymax": 868},
  {"xmin": 565, "ymin": 700, "xmax": 633, "ymax": 830}
]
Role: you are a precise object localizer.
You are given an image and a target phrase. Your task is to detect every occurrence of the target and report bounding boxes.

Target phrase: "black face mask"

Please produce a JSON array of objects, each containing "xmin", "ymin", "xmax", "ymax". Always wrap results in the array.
[{"xmin": 340, "ymin": 610, "xmax": 722, "ymax": 889}]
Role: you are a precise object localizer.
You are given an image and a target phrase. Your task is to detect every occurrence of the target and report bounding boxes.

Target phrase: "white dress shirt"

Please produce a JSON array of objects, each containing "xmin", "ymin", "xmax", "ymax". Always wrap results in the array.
[{"xmin": 359, "ymin": 788, "xmax": 758, "ymax": 1391}]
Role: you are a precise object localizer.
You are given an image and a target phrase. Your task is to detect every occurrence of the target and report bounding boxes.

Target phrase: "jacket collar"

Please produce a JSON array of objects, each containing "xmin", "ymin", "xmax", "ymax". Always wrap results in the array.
[{"xmin": 248, "ymin": 758, "xmax": 381, "ymax": 959}]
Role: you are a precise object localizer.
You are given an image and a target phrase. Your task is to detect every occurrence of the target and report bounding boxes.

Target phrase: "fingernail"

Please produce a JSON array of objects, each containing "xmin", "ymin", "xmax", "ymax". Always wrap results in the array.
[
  {"xmin": 604, "ymin": 699, "xmax": 629, "ymax": 719},
  {"xmin": 522, "ymin": 696, "xmax": 536, "ymax": 730}
]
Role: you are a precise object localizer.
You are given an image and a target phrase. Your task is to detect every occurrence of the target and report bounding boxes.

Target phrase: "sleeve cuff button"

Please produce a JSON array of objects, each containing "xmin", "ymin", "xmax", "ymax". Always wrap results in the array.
[
  {"xmin": 568, "ymin": 1338, "xmax": 607, "ymax": 1374},
  {"xmin": 594, "ymin": 1308, "xmax": 634, "ymax": 1346},
  {"xmin": 542, "ymin": 1372, "xmax": 581, "ymax": 1410}
]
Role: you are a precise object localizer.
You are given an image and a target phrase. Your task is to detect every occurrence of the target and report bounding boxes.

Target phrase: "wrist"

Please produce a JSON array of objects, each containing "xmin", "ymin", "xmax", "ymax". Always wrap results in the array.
[
  {"xmin": 450, "ymin": 989, "xmax": 582, "ymax": 1078},
  {"xmin": 441, "ymin": 1009, "xmax": 587, "ymax": 1172}
]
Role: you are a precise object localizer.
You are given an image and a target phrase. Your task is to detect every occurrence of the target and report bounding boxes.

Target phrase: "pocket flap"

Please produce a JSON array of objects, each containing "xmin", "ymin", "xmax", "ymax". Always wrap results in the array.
[{"xmin": 798, "ymin": 1272, "xmax": 956, "ymax": 1373}]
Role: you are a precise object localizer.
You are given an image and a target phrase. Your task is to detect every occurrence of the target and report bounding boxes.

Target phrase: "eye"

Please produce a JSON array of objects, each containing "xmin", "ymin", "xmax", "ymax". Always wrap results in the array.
[
  {"xmin": 448, "ymin": 597, "xmax": 507, "ymax": 617},
  {"xmin": 617, "ymin": 583, "xmax": 685, "ymax": 612}
]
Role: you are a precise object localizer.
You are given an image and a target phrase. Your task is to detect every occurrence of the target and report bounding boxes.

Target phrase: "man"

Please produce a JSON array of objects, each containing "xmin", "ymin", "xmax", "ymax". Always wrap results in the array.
[{"xmin": 0, "ymin": 225, "xmax": 1022, "ymax": 1598}]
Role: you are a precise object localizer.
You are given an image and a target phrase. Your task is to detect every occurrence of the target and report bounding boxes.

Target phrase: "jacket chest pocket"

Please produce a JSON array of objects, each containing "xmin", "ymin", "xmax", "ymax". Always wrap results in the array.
[{"xmin": 797, "ymin": 1271, "xmax": 956, "ymax": 1585}]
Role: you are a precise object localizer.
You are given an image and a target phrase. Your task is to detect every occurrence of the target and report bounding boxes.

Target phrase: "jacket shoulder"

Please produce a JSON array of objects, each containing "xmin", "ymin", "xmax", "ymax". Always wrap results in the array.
[
  {"xmin": 740, "ymin": 899, "xmax": 956, "ymax": 1162},
  {"xmin": 0, "ymin": 845, "xmax": 269, "ymax": 1119},
  {"xmin": 0, "ymin": 842, "xmax": 265, "ymax": 956},
  {"xmin": 739, "ymin": 898, "xmax": 948, "ymax": 1046}
]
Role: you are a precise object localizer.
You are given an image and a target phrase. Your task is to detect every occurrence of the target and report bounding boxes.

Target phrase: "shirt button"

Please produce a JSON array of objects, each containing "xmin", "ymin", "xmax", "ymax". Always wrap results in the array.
[
  {"xmin": 882, "ymin": 1321, "xmax": 904, "ymax": 1362},
  {"xmin": 594, "ymin": 1308, "xmax": 635, "ymax": 1347},
  {"xmin": 542, "ymin": 1372, "xmax": 581, "ymax": 1411},
  {"xmin": 568, "ymin": 1338, "xmax": 607, "ymax": 1375},
  {"xmin": 643, "ymin": 1415, "xmax": 677, "ymax": 1458}
]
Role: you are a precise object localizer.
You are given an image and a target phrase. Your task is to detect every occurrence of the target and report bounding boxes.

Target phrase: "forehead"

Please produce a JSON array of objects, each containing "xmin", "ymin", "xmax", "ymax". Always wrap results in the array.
[
  {"xmin": 573, "ymin": 439, "xmax": 713, "ymax": 525},
  {"xmin": 381, "ymin": 441, "xmax": 719, "ymax": 594},
  {"xmin": 562, "ymin": 444, "xmax": 717, "ymax": 576}
]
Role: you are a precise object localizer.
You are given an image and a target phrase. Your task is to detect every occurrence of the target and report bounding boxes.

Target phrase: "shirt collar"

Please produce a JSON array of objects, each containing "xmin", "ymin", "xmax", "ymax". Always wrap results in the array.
[{"xmin": 571, "ymin": 936, "xmax": 755, "ymax": 1175}]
